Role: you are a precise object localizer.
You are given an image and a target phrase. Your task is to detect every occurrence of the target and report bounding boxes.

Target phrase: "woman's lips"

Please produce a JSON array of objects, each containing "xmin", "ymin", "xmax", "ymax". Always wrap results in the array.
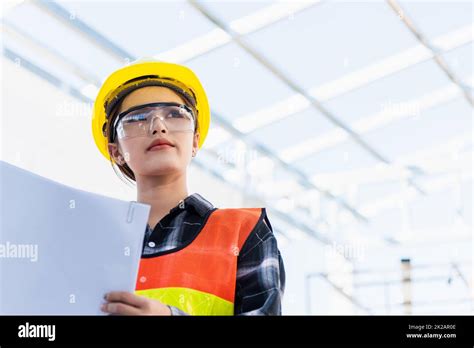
[{"xmin": 148, "ymin": 144, "xmax": 174, "ymax": 151}]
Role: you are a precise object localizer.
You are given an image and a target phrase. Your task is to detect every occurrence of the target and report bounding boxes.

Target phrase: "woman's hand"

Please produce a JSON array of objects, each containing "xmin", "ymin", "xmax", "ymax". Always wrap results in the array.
[{"xmin": 101, "ymin": 291, "xmax": 171, "ymax": 315}]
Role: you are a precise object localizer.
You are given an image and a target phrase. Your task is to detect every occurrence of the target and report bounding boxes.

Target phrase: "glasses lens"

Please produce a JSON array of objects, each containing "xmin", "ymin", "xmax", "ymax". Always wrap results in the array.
[
  {"xmin": 117, "ymin": 110, "xmax": 150, "ymax": 139},
  {"xmin": 152, "ymin": 105, "xmax": 194, "ymax": 132}
]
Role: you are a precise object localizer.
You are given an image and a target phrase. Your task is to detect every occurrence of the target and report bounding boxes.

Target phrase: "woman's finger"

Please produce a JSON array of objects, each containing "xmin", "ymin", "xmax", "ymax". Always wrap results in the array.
[
  {"xmin": 101, "ymin": 302, "xmax": 141, "ymax": 315},
  {"xmin": 105, "ymin": 291, "xmax": 148, "ymax": 308}
]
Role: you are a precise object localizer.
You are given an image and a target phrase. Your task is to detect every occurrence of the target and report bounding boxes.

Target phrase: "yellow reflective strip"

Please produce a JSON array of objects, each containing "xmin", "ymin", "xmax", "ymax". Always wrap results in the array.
[{"xmin": 135, "ymin": 287, "xmax": 234, "ymax": 316}]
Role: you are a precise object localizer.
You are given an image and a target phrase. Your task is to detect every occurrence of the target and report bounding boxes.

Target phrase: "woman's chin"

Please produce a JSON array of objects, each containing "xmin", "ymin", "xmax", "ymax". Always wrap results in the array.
[{"xmin": 141, "ymin": 164, "xmax": 183, "ymax": 176}]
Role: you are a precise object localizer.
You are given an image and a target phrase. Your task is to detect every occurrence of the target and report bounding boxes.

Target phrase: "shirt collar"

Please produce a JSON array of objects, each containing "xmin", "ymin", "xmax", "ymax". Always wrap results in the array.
[{"xmin": 169, "ymin": 193, "xmax": 215, "ymax": 217}]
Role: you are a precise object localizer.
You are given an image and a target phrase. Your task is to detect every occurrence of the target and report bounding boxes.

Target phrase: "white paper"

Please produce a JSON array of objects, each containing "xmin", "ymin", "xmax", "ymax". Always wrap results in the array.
[{"xmin": 0, "ymin": 160, "xmax": 150, "ymax": 315}]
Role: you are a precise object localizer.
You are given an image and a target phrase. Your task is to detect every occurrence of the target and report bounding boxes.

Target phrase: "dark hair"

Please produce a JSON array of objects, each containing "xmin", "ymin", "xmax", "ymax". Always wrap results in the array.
[{"xmin": 106, "ymin": 88, "xmax": 199, "ymax": 185}]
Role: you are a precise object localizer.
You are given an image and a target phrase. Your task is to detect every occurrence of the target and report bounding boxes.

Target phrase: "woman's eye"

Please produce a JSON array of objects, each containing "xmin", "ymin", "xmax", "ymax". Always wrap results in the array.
[
  {"xmin": 124, "ymin": 114, "xmax": 147, "ymax": 123},
  {"xmin": 168, "ymin": 110, "xmax": 186, "ymax": 118}
]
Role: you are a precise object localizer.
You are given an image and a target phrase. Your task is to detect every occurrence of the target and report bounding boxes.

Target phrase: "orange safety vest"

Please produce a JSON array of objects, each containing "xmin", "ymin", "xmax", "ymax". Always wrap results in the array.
[{"xmin": 135, "ymin": 208, "xmax": 263, "ymax": 315}]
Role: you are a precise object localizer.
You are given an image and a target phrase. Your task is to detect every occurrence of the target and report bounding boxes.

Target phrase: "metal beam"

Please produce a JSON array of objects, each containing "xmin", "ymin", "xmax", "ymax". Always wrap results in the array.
[
  {"xmin": 171, "ymin": 1, "xmax": 322, "ymax": 64},
  {"xmin": 387, "ymin": 0, "xmax": 473, "ymax": 107},
  {"xmin": 33, "ymin": 0, "xmax": 134, "ymax": 62},
  {"xmin": 2, "ymin": 19, "xmax": 102, "ymax": 86},
  {"xmin": 188, "ymin": 0, "xmax": 426, "ymax": 195}
]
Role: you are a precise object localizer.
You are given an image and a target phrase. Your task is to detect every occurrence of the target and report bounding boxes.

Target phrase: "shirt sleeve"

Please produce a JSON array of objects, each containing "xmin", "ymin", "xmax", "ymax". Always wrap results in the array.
[
  {"xmin": 234, "ymin": 209, "xmax": 286, "ymax": 315},
  {"xmin": 168, "ymin": 305, "xmax": 189, "ymax": 316}
]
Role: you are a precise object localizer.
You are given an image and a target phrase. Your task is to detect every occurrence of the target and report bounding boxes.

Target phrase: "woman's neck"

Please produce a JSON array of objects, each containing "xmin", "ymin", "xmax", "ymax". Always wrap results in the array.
[{"xmin": 135, "ymin": 171, "xmax": 189, "ymax": 229}]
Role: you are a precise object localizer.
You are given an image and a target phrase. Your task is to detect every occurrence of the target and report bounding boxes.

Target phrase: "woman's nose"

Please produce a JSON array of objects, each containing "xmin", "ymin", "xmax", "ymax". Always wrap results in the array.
[{"xmin": 151, "ymin": 116, "xmax": 167, "ymax": 134}]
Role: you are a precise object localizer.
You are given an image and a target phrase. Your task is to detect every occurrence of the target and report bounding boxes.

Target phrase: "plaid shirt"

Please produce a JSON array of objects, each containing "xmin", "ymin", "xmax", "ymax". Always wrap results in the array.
[{"xmin": 141, "ymin": 193, "xmax": 285, "ymax": 315}]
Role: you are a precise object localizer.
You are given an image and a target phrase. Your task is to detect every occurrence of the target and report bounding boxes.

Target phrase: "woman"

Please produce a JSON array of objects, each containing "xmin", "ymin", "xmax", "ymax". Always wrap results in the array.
[{"xmin": 91, "ymin": 60, "xmax": 285, "ymax": 315}]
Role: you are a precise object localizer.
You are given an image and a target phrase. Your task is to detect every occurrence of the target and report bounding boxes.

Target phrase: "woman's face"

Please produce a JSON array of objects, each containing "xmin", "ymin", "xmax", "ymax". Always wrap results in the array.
[{"xmin": 107, "ymin": 86, "xmax": 199, "ymax": 177}]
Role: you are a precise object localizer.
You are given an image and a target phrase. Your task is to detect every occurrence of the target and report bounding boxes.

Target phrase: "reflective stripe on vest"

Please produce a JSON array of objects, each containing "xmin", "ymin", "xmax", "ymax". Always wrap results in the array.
[{"xmin": 135, "ymin": 207, "xmax": 264, "ymax": 315}]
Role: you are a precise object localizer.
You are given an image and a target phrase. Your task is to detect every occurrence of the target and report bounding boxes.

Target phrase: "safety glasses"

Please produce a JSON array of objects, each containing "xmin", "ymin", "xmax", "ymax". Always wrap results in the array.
[{"xmin": 112, "ymin": 102, "xmax": 195, "ymax": 141}]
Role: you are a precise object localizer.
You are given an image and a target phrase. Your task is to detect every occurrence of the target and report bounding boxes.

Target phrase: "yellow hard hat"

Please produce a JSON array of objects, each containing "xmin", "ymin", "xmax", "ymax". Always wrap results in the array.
[{"xmin": 91, "ymin": 60, "xmax": 211, "ymax": 161}]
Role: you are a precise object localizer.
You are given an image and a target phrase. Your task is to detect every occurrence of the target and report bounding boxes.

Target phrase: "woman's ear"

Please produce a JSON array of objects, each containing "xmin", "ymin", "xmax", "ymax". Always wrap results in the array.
[
  {"xmin": 108, "ymin": 143, "xmax": 124, "ymax": 164},
  {"xmin": 192, "ymin": 132, "xmax": 200, "ymax": 157}
]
